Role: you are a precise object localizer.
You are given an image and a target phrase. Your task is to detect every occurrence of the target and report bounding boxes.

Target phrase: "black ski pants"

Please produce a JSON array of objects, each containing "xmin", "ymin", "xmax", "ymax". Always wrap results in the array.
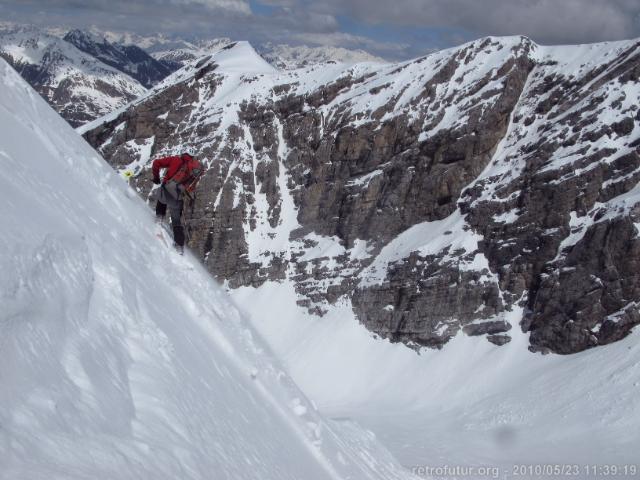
[{"xmin": 156, "ymin": 183, "xmax": 185, "ymax": 247}]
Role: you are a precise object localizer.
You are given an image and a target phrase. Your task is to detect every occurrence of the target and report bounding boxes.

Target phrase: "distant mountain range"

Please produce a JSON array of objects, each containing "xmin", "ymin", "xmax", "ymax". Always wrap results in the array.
[
  {"xmin": 150, "ymin": 38, "xmax": 234, "ymax": 67},
  {"xmin": 0, "ymin": 23, "xmax": 390, "ymax": 127},
  {"xmin": 140, "ymin": 35, "xmax": 386, "ymax": 70},
  {"xmin": 259, "ymin": 43, "xmax": 386, "ymax": 69},
  {"xmin": 0, "ymin": 25, "xmax": 148, "ymax": 127},
  {"xmin": 87, "ymin": 28, "xmax": 387, "ymax": 69},
  {"xmin": 149, "ymin": 38, "xmax": 387, "ymax": 70},
  {"xmin": 63, "ymin": 29, "xmax": 174, "ymax": 88}
]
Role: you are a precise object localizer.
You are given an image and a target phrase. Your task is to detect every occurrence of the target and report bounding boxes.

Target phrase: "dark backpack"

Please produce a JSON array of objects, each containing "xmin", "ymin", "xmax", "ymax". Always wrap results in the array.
[{"xmin": 170, "ymin": 154, "xmax": 203, "ymax": 193}]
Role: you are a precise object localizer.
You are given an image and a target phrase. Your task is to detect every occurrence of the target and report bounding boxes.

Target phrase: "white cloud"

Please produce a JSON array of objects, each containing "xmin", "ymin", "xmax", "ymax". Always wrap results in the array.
[
  {"xmin": 2, "ymin": 0, "xmax": 637, "ymax": 63},
  {"xmin": 172, "ymin": 0, "xmax": 251, "ymax": 14},
  {"xmin": 0, "ymin": 0, "xmax": 253, "ymax": 16},
  {"xmin": 314, "ymin": 0, "xmax": 640, "ymax": 44},
  {"xmin": 291, "ymin": 31, "xmax": 410, "ymax": 56},
  {"xmin": 256, "ymin": 0, "xmax": 297, "ymax": 6},
  {"xmin": 292, "ymin": 32, "xmax": 409, "ymax": 51}
]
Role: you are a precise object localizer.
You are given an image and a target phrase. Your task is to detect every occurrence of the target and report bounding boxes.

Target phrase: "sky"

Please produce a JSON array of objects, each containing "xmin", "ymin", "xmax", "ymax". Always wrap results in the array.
[{"xmin": 1, "ymin": 0, "xmax": 640, "ymax": 60}]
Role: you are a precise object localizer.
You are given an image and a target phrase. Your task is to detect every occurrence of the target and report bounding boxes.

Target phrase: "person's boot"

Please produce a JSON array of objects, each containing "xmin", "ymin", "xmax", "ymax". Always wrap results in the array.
[
  {"xmin": 174, "ymin": 243, "xmax": 184, "ymax": 255},
  {"xmin": 173, "ymin": 225, "xmax": 185, "ymax": 250}
]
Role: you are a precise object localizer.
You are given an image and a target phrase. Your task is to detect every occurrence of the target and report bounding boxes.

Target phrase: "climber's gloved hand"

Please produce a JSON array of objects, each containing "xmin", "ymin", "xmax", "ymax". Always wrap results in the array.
[{"xmin": 152, "ymin": 176, "xmax": 161, "ymax": 185}]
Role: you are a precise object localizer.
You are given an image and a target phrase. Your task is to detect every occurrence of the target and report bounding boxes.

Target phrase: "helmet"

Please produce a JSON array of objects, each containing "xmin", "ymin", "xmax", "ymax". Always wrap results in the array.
[{"xmin": 183, "ymin": 147, "xmax": 196, "ymax": 158}]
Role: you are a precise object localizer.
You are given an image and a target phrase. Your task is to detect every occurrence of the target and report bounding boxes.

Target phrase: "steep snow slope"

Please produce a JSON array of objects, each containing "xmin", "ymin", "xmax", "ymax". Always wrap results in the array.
[
  {"xmin": 0, "ymin": 59, "xmax": 414, "ymax": 480},
  {"xmin": 204, "ymin": 41, "xmax": 277, "ymax": 74},
  {"xmin": 0, "ymin": 26, "xmax": 147, "ymax": 127},
  {"xmin": 233, "ymin": 284, "xmax": 640, "ymax": 471}
]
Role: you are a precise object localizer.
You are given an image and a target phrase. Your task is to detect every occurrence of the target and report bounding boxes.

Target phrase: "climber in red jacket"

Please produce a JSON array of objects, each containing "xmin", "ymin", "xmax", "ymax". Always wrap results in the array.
[{"xmin": 152, "ymin": 150, "xmax": 203, "ymax": 254}]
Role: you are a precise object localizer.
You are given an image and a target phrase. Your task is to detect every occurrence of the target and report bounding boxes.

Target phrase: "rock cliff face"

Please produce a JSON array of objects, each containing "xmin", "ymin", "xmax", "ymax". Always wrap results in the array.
[{"xmin": 83, "ymin": 37, "xmax": 640, "ymax": 354}]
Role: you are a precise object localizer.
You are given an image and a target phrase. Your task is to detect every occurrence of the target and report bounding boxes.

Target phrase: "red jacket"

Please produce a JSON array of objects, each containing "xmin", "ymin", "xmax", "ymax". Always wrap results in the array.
[{"xmin": 152, "ymin": 155, "xmax": 184, "ymax": 183}]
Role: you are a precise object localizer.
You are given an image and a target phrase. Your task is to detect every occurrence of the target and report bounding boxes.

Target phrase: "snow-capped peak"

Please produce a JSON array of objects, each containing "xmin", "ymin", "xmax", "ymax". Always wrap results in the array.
[
  {"xmin": 63, "ymin": 28, "xmax": 106, "ymax": 47},
  {"xmin": 210, "ymin": 41, "xmax": 277, "ymax": 74}
]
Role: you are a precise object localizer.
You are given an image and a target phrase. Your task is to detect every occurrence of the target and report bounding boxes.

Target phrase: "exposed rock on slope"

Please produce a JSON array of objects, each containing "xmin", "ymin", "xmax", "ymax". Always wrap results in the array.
[{"xmin": 83, "ymin": 37, "xmax": 640, "ymax": 354}]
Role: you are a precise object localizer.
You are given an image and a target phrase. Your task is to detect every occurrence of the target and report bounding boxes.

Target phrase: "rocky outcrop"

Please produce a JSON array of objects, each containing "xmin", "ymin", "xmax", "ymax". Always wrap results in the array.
[
  {"xmin": 352, "ymin": 249, "xmax": 505, "ymax": 348},
  {"xmin": 83, "ymin": 37, "xmax": 640, "ymax": 354},
  {"xmin": 528, "ymin": 216, "xmax": 640, "ymax": 353}
]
